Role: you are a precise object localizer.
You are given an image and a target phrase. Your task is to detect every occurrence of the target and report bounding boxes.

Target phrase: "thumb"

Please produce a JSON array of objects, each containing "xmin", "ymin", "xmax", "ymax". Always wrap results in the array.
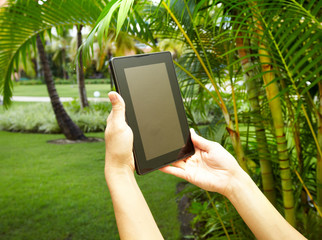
[
  {"xmin": 190, "ymin": 128, "xmax": 212, "ymax": 152},
  {"xmin": 108, "ymin": 91, "xmax": 126, "ymax": 122}
]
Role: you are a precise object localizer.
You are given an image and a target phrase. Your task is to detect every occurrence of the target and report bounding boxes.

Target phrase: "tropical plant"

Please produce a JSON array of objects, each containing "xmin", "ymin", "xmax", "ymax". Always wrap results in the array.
[
  {"xmin": 36, "ymin": 34, "xmax": 86, "ymax": 140},
  {"xmin": 80, "ymin": 0, "xmax": 322, "ymax": 238},
  {"xmin": 76, "ymin": 24, "xmax": 89, "ymax": 108},
  {"xmin": 0, "ymin": 0, "xmax": 106, "ymax": 139}
]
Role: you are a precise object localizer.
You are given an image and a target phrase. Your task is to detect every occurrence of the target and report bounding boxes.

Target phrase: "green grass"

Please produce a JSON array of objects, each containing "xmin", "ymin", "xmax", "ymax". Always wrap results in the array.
[
  {"xmin": 0, "ymin": 131, "xmax": 182, "ymax": 240},
  {"xmin": 12, "ymin": 84, "xmax": 111, "ymax": 98}
]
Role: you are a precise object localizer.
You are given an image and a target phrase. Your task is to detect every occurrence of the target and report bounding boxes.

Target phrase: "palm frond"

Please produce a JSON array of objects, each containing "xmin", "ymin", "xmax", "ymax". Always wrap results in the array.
[{"xmin": 0, "ymin": 0, "xmax": 104, "ymax": 106}]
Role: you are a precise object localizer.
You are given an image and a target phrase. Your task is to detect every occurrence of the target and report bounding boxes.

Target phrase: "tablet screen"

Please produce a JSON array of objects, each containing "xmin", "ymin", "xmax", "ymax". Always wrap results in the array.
[
  {"xmin": 110, "ymin": 51, "xmax": 194, "ymax": 174},
  {"xmin": 124, "ymin": 63, "xmax": 185, "ymax": 160}
]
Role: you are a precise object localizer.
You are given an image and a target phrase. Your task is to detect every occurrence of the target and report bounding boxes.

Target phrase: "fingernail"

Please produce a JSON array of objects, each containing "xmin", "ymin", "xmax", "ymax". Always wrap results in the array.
[{"xmin": 108, "ymin": 92, "xmax": 117, "ymax": 103}]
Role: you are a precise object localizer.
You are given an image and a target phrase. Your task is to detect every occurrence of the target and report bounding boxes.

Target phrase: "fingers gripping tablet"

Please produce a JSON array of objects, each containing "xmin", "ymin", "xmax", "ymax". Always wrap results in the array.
[{"xmin": 109, "ymin": 52, "xmax": 194, "ymax": 175}]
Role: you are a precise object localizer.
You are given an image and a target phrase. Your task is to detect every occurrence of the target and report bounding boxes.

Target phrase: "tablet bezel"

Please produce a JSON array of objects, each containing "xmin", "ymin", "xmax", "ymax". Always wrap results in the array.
[{"xmin": 109, "ymin": 51, "xmax": 194, "ymax": 175}]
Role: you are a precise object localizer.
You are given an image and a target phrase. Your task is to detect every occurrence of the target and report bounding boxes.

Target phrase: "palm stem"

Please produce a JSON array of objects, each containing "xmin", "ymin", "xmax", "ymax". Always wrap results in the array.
[
  {"xmin": 36, "ymin": 34, "xmax": 86, "ymax": 140},
  {"xmin": 249, "ymin": 2, "xmax": 295, "ymax": 225},
  {"xmin": 259, "ymin": 14, "xmax": 322, "ymax": 159},
  {"xmin": 294, "ymin": 170, "xmax": 322, "ymax": 217},
  {"xmin": 173, "ymin": 60, "xmax": 219, "ymax": 106},
  {"xmin": 206, "ymin": 191, "xmax": 231, "ymax": 240},
  {"xmin": 235, "ymin": 31, "xmax": 276, "ymax": 205},
  {"xmin": 317, "ymin": 82, "xmax": 322, "ymax": 213},
  {"xmin": 162, "ymin": 1, "xmax": 249, "ymax": 173}
]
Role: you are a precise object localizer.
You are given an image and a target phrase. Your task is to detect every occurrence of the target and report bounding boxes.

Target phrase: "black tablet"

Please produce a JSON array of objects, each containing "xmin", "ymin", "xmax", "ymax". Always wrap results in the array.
[{"xmin": 109, "ymin": 51, "xmax": 194, "ymax": 175}]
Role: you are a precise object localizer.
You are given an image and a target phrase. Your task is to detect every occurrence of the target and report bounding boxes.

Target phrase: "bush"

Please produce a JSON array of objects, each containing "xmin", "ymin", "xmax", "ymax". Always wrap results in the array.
[
  {"xmin": 0, "ymin": 101, "xmax": 111, "ymax": 133},
  {"xmin": 17, "ymin": 79, "xmax": 43, "ymax": 85}
]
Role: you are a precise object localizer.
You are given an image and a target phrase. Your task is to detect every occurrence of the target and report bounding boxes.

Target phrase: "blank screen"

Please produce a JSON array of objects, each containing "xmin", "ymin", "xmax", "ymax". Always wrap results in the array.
[{"xmin": 124, "ymin": 63, "xmax": 185, "ymax": 160}]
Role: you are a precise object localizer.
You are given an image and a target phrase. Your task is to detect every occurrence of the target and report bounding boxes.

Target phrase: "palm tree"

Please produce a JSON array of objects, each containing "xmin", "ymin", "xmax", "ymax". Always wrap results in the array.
[
  {"xmin": 37, "ymin": 34, "xmax": 86, "ymax": 140},
  {"xmin": 318, "ymin": 82, "xmax": 322, "ymax": 213},
  {"xmin": 0, "ymin": 0, "xmax": 104, "ymax": 139},
  {"xmin": 76, "ymin": 24, "xmax": 89, "ymax": 109},
  {"xmin": 235, "ymin": 30, "xmax": 276, "ymax": 205},
  {"xmin": 84, "ymin": 0, "xmax": 321, "ymax": 236},
  {"xmin": 247, "ymin": 2, "xmax": 295, "ymax": 225}
]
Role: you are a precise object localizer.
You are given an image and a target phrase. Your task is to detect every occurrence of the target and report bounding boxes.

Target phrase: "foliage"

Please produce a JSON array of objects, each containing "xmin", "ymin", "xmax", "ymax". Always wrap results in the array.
[
  {"xmin": 0, "ymin": 0, "xmax": 106, "ymax": 106},
  {"xmin": 0, "ymin": 101, "xmax": 111, "ymax": 133},
  {"xmin": 87, "ymin": 0, "xmax": 322, "ymax": 238},
  {"xmin": 15, "ymin": 79, "xmax": 44, "ymax": 85}
]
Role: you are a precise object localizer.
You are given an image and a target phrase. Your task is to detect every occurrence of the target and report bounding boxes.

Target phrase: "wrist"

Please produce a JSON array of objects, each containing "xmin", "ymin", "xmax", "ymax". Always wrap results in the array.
[
  {"xmin": 224, "ymin": 168, "xmax": 254, "ymax": 203},
  {"xmin": 105, "ymin": 157, "xmax": 135, "ymax": 184}
]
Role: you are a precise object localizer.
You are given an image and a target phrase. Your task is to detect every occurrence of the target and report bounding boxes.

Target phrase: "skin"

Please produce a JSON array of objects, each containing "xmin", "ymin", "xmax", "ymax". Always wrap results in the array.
[{"xmin": 105, "ymin": 91, "xmax": 306, "ymax": 240}]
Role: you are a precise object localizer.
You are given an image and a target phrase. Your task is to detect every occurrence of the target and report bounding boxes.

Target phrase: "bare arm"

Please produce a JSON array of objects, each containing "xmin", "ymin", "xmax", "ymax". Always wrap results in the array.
[
  {"xmin": 227, "ymin": 168, "xmax": 305, "ymax": 240},
  {"xmin": 160, "ymin": 130, "xmax": 306, "ymax": 240},
  {"xmin": 105, "ymin": 92, "xmax": 163, "ymax": 240}
]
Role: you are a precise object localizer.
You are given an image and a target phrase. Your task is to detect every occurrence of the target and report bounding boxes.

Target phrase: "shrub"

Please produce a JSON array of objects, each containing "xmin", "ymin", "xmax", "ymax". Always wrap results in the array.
[
  {"xmin": 0, "ymin": 101, "xmax": 111, "ymax": 133},
  {"xmin": 17, "ymin": 79, "xmax": 43, "ymax": 85}
]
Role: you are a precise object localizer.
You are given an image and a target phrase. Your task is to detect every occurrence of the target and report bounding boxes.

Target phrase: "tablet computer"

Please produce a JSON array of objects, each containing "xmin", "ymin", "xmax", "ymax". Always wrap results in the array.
[{"xmin": 109, "ymin": 51, "xmax": 194, "ymax": 175}]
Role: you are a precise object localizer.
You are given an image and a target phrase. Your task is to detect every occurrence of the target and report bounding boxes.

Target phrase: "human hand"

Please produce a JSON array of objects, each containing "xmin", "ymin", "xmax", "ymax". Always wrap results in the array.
[
  {"xmin": 160, "ymin": 129, "xmax": 244, "ymax": 197},
  {"xmin": 105, "ymin": 92, "xmax": 134, "ymax": 178}
]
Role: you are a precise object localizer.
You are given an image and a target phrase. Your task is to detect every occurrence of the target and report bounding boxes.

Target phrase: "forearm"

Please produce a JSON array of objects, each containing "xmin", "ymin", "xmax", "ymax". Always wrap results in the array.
[
  {"xmin": 227, "ymin": 170, "xmax": 306, "ymax": 240},
  {"xmin": 106, "ymin": 166, "xmax": 163, "ymax": 240}
]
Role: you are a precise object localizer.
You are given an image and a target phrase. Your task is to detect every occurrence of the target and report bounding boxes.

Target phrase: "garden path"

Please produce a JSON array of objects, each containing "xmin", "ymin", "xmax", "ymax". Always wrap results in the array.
[{"xmin": 10, "ymin": 96, "xmax": 110, "ymax": 102}]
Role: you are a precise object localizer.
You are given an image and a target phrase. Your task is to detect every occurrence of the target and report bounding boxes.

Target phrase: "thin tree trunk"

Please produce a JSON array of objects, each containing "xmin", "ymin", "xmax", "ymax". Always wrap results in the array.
[
  {"xmin": 107, "ymin": 48, "xmax": 114, "ymax": 90},
  {"xmin": 62, "ymin": 49, "xmax": 68, "ymax": 80},
  {"xmin": 257, "ymin": 34, "xmax": 295, "ymax": 226},
  {"xmin": 31, "ymin": 57, "xmax": 38, "ymax": 78},
  {"xmin": 280, "ymin": 78, "xmax": 303, "ymax": 172},
  {"xmin": 36, "ymin": 34, "xmax": 86, "ymax": 140},
  {"xmin": 76, "ymin": 25, "xmax": 89, "ymax": 108},
  {"xmin": 317, "ymin": 82, "xmax": 322, "ymax": 213},
  {"xmin": 236, "ymin": 33, "xmax": 276, "ymax": 205},
  {"xmin": 247, "ymin": 1, "xmax": 296, "ymax": 225}
]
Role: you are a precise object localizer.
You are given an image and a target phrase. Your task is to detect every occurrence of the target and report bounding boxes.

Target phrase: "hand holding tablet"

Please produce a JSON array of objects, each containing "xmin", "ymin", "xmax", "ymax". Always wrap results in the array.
[
  {"xmin": 104, "ymin": 77, "xmax": 306, "ymax": 240},
  {"xmin": 109, "ymin": 51, "xmax": 195, "ymax": 174}
]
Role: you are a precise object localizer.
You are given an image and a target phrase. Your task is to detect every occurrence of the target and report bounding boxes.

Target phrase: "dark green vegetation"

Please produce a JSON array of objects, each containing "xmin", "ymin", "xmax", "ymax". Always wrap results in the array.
[{"xmin": 0, "ymin": 131, "xmax": 182, "ymax": 240}]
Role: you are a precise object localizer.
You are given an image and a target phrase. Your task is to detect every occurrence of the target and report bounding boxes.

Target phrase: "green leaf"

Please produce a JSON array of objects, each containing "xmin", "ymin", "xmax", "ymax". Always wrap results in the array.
[{"xmin": 116, "ymin": 0, "xmax": 134, "ymax": 38}]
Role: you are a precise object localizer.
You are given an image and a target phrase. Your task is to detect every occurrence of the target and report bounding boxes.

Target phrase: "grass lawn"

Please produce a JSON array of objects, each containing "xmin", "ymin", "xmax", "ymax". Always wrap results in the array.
[
  {"xmin": 0, "ymin": 131, "xmax": 182, "ymax": 240},
  {"xmin": 12, "ymin": 84, "xmax": 111, "ymax": 98}
]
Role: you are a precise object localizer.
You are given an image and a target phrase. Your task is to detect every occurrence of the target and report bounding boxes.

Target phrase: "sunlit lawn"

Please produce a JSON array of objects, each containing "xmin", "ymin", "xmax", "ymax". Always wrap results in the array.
[
  {"xmin": 0, "ymin": 131, "xmax": 182, "ymax": 240},
  {"xmin": 12, "ymin": 84, "xmax": 111, "ymax": 98}
]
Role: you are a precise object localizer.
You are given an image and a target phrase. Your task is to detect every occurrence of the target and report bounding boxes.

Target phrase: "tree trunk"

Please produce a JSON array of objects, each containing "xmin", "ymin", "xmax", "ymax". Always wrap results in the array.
[
  {"xmin": 36, "ymin": 34, "xmax": 87, "ymax": 140},
  {"xmin": 317, "ymin": 82, "xmax": 322, "ymax": 213},
  {"xmin": 62, "ymin": 49, "xmax": 68, "ymax": 80},
  {"xmin": 257, "ymin": 34, "xmax": 295, "ymax": 226},
  {"xmin": 247, "ymin": 1, "xmax": 295, "ymax": 225},
  {"xmin": 236, "ymin": 33, "xmax": 276, "ymax": 205},
  {"xmin": 76, "ymin": 25, "xmax": 89, "ymax": 109},
  {"xmin": 107, "ymin": 48, "xmax": 114, "ymax": 90}
]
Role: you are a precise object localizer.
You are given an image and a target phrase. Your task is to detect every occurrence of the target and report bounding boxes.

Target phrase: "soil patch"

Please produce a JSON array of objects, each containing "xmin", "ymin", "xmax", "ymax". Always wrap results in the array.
[
  {"xmin": 47, "ymin": 137, "xmax": 104, "ymax": 144},
  {"xmin": 176, "ymin": 182, "xmax": 195, "ymax": 239}
]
